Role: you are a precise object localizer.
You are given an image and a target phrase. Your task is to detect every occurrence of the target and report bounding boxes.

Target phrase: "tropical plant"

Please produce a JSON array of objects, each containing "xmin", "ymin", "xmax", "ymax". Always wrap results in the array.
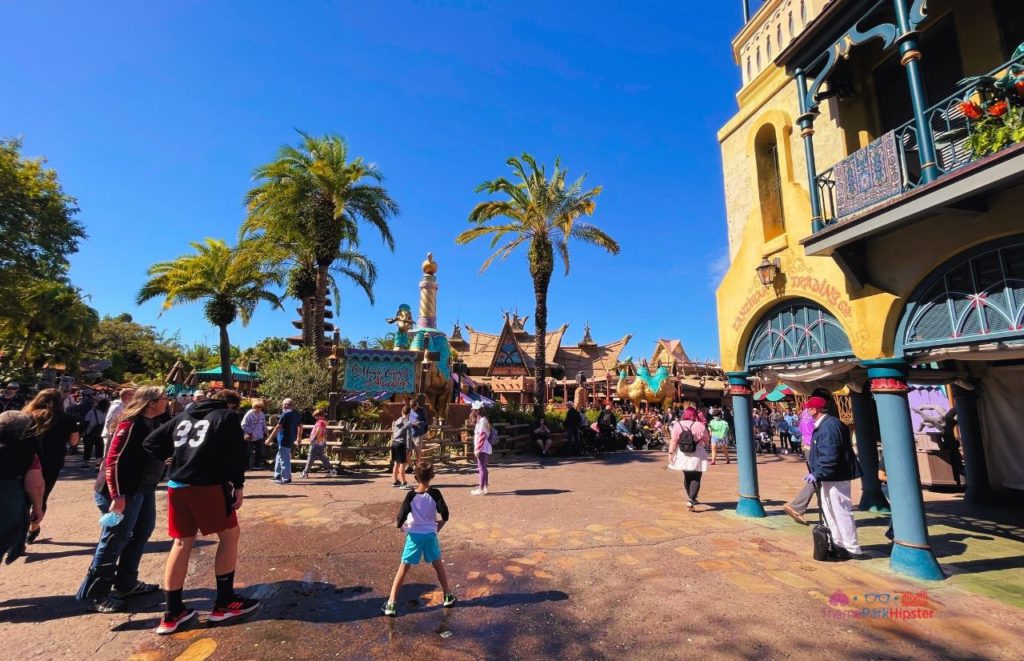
[
  {"xmin": 456, "ymin": 153, "xmax": 619, "ymax": 415},
  {"xmin": 258, "ymin": 347, "xmax": 331, "ymax": 412},
  {"xmin": 237, "ymin": 336, "xmax": 291, "ymax": 373},
  {"xmin": 87, "ymin": 313, "xmax": 182, "ymax": 382},
  {"xmin": 244, "ymin": 131, "xmax": 398, "ymax": 361},
  {"xmin": 370, "ymin": 333, "xmax": 396, "ymax": 350},
  {"xmin": 137, "ymin": 238, "xmax": 283, "ymax": 388},
  {"xmin": 0, "ymin": 279, "xmax": 99, "ymax": 370}
]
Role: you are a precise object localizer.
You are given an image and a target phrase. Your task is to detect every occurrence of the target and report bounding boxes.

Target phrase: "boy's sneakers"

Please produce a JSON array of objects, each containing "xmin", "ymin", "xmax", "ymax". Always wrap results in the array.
[
  {"xmin": 443, "ymin": 593, "xmax": 457, "ymax": 608},
  {"xmin": 155, "ymin": 608, "xmax": 196, "ymax": 635},
  {"xmin": 209, "ymin": 596, "xmax": 260, "ymax": 623},
  {"xmin": 392, "ymin": 480, "xmax": 401, "ymax": 488},
  {"xmin": 382, "ymin": 601, "xmax": 397, "ymax": 617}
]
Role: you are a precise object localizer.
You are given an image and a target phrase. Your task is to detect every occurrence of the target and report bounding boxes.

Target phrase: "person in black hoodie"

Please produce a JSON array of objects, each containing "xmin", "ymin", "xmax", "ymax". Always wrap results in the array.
[{"xmin": 143, "ymin": 389, "xmax": 259, "ymax": 635}]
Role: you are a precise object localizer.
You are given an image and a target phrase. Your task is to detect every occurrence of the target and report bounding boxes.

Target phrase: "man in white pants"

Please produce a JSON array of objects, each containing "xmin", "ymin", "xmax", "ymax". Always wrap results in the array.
[{"xmin": 804, "ymin": 396, "xmax": 862, "ymax": 560}]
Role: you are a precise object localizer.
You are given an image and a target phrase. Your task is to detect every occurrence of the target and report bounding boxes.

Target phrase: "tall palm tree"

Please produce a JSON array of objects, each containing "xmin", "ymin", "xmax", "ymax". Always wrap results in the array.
[
  {"xmin": 2, "ymin": 279, "xmax": 99, "ymax": 369},
  {"xmin": 137, "ymin": 238, "xmax": 283, "ymax": 388},
  {"xmin": 243, "ymin": 131, "xmax": 398, "ymax": 361},
  {"xmin": 456, "ymin": 153, "xmax": 620, "ymax": 415}
]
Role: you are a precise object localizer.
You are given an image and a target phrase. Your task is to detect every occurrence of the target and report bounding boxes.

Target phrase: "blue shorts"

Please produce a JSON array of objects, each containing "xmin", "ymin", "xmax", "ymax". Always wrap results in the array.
[{"xmin": 401, "ymin": 532, "xmax": 442, "ymax": 565}]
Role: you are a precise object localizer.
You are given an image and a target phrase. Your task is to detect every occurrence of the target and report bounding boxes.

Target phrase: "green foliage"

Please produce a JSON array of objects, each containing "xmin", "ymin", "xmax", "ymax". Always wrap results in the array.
[
  {"xmin": 88, "ymin": 314, "xmax": 181, "ymax": 382},
  {"xmin": 237, "ymin": 336, "xmax": 291, "ymax": 371},
  {"xmin": 0, "ymin": 138, "xmax": 85, "ymax": 306},
  {"xmin": 137, "ymin": 238, "xmax": 283, "ymax": 387},
  {"xmin": 585, "ymin": 409, "xmax": 600, "ymax": 424},
  {"xmin": 258, "ymin": 347, "xmax": 331, "ymax": 413},
  {"xmin": 243, "ymin": 131, "xmax": 398, "ymax": 359},
  {"xmin": 456, "ymin": 153, "xmax": 619, "ymax": 411},
  {"xmin": 488, "ymin": 404, "xmax": 535, "ymax": 426},
  {"xmin": 0, "ymin": 279, "xmax": 99, "ymax": 370},
  {"xmin": 543, "ymin": 409, "xmax": 566, "ymax": 431},
  {"xmin": 182, "ymin": 343, "xmax": 218, "ymax": 372}
]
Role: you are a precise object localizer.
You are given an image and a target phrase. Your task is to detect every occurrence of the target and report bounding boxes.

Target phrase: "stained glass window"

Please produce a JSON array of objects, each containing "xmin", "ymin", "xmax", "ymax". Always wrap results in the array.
[{"xmin": 747, "ymin": 299, "xmax": 853, "ymax": 367}]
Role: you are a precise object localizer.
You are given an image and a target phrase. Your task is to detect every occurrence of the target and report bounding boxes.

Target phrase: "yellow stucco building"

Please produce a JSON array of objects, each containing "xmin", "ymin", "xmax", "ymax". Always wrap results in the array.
[{"xmin": 715, "ymin": 0, "xmax": 1024, "ymax": 580}]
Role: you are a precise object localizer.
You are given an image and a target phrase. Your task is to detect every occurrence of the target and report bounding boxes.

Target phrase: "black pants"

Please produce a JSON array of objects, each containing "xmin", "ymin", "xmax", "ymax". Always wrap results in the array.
[
  {"xmin": 683, "ymin": 470, "xmax": 702, "ymax": 502},
  {"xmin": 248, "ymin": 440, "xmax": 265, "ymax": 469},
  {"xmin": 82, "ymin": 434, "xmax": 104, "ymax": 461},
  {"xmin": 41, "ymin": 461, "xmax": 62, "ymax": 510}
]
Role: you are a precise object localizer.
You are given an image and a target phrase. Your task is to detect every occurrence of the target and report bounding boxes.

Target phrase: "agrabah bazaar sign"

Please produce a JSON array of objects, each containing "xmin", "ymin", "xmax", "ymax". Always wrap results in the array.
[
  {"xmin": 343, "ymin": 349, "xmax": 417, "ymax": 394},
  {"xmin": 732, "ymin": 274, "xmax": 853, "ymax": 331}
]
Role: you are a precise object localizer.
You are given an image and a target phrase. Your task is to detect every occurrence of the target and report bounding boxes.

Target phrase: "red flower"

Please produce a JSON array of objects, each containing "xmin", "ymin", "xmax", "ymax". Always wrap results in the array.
[
  {"xmin": 989, "ymin": 100, "xmax": 1009, "ymax": 118},
  {"xmin": 960, "ymin": 101, "xmax": 983, "ymax": 120},
  {"xmin": 1016, "ymin": 79, "xmax": 1024, "ymax": 95}
]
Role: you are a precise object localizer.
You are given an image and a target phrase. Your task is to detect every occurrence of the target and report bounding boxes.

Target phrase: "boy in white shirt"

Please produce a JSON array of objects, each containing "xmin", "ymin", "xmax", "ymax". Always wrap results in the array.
[{"xmin": 383, "ymin": 460, "xmax": 456, "ymax": 616}]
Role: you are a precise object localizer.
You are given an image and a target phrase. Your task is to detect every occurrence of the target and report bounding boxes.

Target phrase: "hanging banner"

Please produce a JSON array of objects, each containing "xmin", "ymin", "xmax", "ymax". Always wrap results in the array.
[
  {"xmin": 343, "ymin": 349, "xmax": 418, "ymax": 394},
  {"xmin": 834, "ymin": 130, "xmax": 903, "ymax": 219}
]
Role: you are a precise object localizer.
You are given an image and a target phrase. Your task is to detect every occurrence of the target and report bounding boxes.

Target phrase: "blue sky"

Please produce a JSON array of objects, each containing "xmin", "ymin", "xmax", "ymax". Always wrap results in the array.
[{"xmin": 1, "ymin": 0, "xmax": 743, "ymax": 363}]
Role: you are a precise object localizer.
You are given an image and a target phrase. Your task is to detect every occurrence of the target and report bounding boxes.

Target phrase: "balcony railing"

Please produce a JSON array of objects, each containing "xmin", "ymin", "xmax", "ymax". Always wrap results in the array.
[{"xmin": 814, "ymin": 51, "xmax": 1024, "ymax": 230}]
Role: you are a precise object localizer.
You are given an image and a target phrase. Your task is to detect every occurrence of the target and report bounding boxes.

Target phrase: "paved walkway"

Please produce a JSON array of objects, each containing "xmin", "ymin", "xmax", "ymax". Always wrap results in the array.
[{"xmin": 1, "ymin": 451, "xmax": 1022, "ymax": 659}]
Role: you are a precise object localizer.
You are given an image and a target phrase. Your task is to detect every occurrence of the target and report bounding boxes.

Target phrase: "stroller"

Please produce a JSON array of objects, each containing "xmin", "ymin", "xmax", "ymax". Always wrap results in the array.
[{"xmin": 755, "ymin": 430, "xmax": 777, "ymax": 454}]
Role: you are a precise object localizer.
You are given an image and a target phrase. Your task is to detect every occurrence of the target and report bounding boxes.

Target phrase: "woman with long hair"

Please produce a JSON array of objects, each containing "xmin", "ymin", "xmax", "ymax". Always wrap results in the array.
[
  {"xmin": 77, "ymin": 385, "xmax": 168, "ymax": 612},
  {"xmin": 668, "ymin": 407, "xmax": 711, "ymax": 512},
  {"xmin": 22, "ymin": 388, "xmax": 79, "ymax": 542}
]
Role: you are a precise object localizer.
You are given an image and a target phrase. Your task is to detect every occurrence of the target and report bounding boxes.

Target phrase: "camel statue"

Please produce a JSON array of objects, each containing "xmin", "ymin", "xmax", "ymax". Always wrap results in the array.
[{"xmin": 616, "ymin": 358, "xmax": 673, "ymax": 409}]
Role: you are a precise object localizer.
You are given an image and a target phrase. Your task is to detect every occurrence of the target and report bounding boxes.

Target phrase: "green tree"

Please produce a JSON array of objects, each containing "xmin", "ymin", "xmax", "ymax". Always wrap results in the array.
[
  {"xmin": 0, "ymin": 138, "xmax": 85, "ymax": 315},
  {"xmin": 258, "ymin": 347, "xmax": 331, "ymax": 412},
  {"xmin": 0, "ymin": 279, "xmax": 99, "ymax": 370},
  {"xmin": 237, "ymin": 336, "xmax": 291, "ymax": 372},
  {"xmin": 87, "ymin": 314, "xmax": 181, "ymax": 382},
  {"xmin": 182, "ymin": 343, "xmax": 218, "ymax": 372},
  {"xmin": 456, "ymin": 153, "xmax": 619, "ymax": 415},
  {"xmin": 244, "ymin": 131, "xmax": 397, "ymax": 361},
  {"xmin": 137, "ymin": 238, "xmax": 283, "ymax": 388}
]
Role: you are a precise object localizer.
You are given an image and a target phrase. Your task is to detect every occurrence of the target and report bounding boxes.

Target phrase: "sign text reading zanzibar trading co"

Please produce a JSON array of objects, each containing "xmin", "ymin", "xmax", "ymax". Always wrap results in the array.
[
  {"xmin": 733, "ymin": 275, "xmax": 853, "ymax": 331},
  {"xmin": 343, "ymin": 349, "xmax": 417, "ymax": 394}
]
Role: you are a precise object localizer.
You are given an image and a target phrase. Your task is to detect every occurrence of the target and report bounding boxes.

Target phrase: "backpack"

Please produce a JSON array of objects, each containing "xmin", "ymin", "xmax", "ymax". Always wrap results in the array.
[
  {"xmin": 488, "ymin": 426, "xmax": 499, "ymax": 446},
  {"xmin": 676, "ymin": 421, "xmax": 697, "ymax": 453},
  {"xmin": 413, "ymin": 407, "xmax": 430, "ymax": 436}
]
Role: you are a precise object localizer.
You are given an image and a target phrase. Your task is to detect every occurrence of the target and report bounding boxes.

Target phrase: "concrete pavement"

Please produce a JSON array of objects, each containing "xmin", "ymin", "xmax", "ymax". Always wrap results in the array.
[{"xmin": 1, "ymin": 450, "xmax": 1022, "ymax": 660}]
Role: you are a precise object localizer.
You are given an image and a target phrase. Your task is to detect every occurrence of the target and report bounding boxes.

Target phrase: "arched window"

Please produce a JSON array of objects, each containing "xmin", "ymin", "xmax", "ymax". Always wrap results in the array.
[
  {"xmin": 899, "ymin": 238, "xmax": 1024, "ymax": 352},
  {"xmin": 747, "ymin": 299, "xmax": 853, "ymax": 367},
  {"xmin": 756, "ymin": 47, "xmax": 762, "ymax": 70},
  {"xmin": 777, "ymin": 23, "xmax": 783, "ymax": 49},
  {"xmin": 767, "ymin": 39, "xmax": 772, "ymax": 59},
  {"xmin": 754, "ymin": 124, "xmax": 786, "ymax": 241},
  {"xmin": 789, "ymin": 12, "xmax": 795, "ymax": 36},
  {"xmin": 801, "ymin": 0, "xmax": 808, "ymax": 24},
  {"xmin": 746, "ymin": 57, "xmax": 752, "ymax": 82}
]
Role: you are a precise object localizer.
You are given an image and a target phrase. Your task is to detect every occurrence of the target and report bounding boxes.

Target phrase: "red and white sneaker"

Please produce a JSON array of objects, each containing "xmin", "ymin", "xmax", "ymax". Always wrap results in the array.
[
  {"xmin": 154, "ymin": 608, "xmax": 196, "ymax": 635},
  {"xmin": 208, "ymin": 596, "xmax": 260, "ymax": 623}
]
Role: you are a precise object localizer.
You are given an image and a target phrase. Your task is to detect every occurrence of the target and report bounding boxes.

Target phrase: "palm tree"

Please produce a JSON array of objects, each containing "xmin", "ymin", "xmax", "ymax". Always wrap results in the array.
[
  {"xmin": 244, "ymin": 131, "xmax": 398, "ymax": 361},
  {"xmin": 456, "ymin": 153, "xmax": 619, "ymax": 415},
  {"xmin": 137, "ymin": 238, "xmax": 283, "ymax": 388},
  {"xmin": 2, "ymin": 280, "xmax": 99, "ymax": 369}
]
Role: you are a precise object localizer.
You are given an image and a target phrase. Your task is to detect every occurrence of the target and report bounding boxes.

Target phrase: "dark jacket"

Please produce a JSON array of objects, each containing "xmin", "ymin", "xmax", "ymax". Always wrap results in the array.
[
  {"xmin": 597, "ymin": 409, "xmax": 616, "ymax": 430},
  {"xmin": 143, "ymin": 400, "xmax": 246, "ymax": 489},
  {"xmin": 565, "ymin": 407, "xmax": 583, "ymax": 429},
  {"xmin": 99, "ymin": 415, "xmax": 167, "ymax": 498},
  {"xmin": 809, "ymin": 414, "xmax": 862, "ymax": 482}
]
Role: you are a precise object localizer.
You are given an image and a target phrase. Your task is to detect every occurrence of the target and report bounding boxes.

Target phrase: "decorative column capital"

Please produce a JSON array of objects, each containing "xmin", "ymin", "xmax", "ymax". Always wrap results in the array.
[
  {"xmin": 726, "ymin": 371, "xmax": 753, "ymax": 396},
  {"xmin": 870, "ymin": 377, "xmax": 909, "ymax": 393}
]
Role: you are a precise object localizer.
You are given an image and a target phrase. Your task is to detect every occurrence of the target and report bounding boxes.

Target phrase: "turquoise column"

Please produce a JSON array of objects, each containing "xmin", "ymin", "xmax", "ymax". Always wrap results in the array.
[
  {"xmin": 893, "ymin": 0, "xmax": 940, "ymax": 184},
  {"xmin": 864, "ymin": 359, "xmax": 944, "ymax": 580},
  {"xmin": 727, "ymin": 372, "xmax": 765, "ymax": 517},
  {"xmin": 742, "ymin": 0, "xmax": 750, "ymax": 23},
  {"xmin": 795, "ymin": 69, "xmax": 825, "ymax": 232},
  {"xmin": 850, "ymin": 387, "xmax": 891, "ymax": 512},
  {"xmin": 951, "ymin": 383, "xmax": 992, "ymax": 505}
]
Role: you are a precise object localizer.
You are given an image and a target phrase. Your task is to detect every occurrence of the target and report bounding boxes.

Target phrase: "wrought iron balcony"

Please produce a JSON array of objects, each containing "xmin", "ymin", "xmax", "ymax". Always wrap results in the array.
[{"xmin": 814, "ymin": 51, "xmax": 1024, "ymax": 230}]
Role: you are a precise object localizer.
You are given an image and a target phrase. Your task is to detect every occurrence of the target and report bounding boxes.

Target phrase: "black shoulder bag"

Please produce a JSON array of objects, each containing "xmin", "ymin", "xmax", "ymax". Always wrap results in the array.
[{"xmin": 811, "ymin": 481, "xmax": 835, "ymax": 561}]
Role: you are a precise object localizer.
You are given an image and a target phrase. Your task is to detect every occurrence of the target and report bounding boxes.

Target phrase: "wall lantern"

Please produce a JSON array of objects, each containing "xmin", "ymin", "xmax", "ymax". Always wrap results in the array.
[{"xmin": 756, "ymin": 257, "xmax": 781, "ymax": 288}]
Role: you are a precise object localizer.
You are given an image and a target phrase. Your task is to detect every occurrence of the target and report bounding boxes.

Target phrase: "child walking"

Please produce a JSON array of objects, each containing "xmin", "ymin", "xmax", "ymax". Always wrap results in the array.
[
  {"xmin": 383, "ymin": 460, "xmax": 456, "ymax": 616},
  {"xmin": 301, "ymin": 409, "xmax": 336, "ymax": 479},
  {"xmin": 390, "ymin": 406, "xmax": 414, "ymax": 489}
]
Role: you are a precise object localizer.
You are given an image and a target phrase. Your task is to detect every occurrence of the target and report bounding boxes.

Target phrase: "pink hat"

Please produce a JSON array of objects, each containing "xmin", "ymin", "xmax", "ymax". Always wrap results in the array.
[{"xmin": 803, "ymin": 396, "xmax": 828, "ymax": 410}]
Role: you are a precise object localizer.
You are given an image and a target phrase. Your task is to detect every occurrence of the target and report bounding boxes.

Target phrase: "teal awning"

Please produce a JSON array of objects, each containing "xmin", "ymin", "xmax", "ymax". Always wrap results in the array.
[{"xmin": 194, "ymin": 365, "xmax": 260, "ymax": 382}]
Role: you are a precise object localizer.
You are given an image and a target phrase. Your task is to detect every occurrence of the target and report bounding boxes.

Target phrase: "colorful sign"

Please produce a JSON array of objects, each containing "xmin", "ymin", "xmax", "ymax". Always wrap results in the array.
[
  {"xmin": 343, "ymin": 349, "xmax": 418, "ymax": 394},
  {"xmin": 834, "ymin": 130, "xmax": 903, "ymax": 219}
]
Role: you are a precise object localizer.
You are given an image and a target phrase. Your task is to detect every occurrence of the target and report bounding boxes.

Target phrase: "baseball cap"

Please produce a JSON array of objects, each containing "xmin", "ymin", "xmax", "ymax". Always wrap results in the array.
[
  {"xmin": 6, "ymin": 382, "xmax": 19, "ymax": 390},
  {"xmin": 803, "ymin": 396, "xmax": 828, "ymax": 410},
  {"xmin": 471, "ymin": 401, "xmax": 484, "ymax": 410}
]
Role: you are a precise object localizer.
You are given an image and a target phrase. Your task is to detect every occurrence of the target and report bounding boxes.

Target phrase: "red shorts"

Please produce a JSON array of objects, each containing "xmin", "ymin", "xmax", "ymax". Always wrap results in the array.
[{"xmin": 167, "ymin": 485, "xmax": 238, "ymax": 539}]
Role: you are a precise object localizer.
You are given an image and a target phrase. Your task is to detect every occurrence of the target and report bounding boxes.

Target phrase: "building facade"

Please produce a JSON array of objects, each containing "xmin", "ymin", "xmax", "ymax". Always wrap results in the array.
[{"xmin": 717, "ymin": 0, "xmax": 1024, "ymax": 580}]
